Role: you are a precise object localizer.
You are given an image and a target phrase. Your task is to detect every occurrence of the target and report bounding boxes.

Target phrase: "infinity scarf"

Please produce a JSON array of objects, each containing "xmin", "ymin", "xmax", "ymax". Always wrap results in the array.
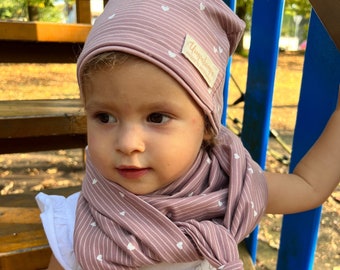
[{"xmin": 74, "ymin": 127, "xmax": 267, "ymax": 269}]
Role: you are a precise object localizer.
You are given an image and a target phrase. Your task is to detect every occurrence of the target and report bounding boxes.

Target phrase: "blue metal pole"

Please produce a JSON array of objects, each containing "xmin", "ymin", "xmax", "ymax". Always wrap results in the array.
[
  {"xmin": 241, "ymin": 0, "xmax": 285, "ymax": 263},
  {"xmin": 277, "ymin": 10, "xmax": 340, "ymax": 270},
  {"xmin": 222, "ymin": 0, "xmax": 237, "ymax": 125}
]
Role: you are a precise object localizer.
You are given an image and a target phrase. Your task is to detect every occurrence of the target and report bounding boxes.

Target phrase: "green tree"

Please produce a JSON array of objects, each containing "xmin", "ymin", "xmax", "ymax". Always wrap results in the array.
[
  {"xmin": 0, "ymin": 0, "xmax": 27, "ymax": 20},
  {"xmin": 235, "ymin": 0, "xmax": 311, "ymax": 52},
  {"xmin": 0, "ymin": 0, "xmax": 69, "ymax": 22},
  {"xmin": 283, "ymin": 0, "xmax": 311, "ymax": 41}
]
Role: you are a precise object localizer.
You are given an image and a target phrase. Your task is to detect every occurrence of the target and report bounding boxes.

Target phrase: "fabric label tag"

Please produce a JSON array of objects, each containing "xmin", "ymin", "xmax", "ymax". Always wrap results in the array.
[{"xmin": 181, "ymin": 34, "xmax": 219, "ymax": 88}]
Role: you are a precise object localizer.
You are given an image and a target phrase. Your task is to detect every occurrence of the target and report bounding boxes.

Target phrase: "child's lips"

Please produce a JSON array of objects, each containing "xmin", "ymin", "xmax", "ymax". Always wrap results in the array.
[{"xmin": 116, "ymin": 166, "xmax": 150, "ymax": 179}]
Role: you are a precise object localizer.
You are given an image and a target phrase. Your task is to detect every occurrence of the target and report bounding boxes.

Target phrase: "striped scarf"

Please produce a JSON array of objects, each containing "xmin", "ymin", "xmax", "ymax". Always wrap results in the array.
[{"xmin": 74, "ymin": 127, "xmax": 267, "ymax": 269}]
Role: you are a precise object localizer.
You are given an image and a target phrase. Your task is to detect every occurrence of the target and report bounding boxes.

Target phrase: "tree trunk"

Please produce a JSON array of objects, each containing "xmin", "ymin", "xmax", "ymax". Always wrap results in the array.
[
  {"xmin": 28, "ymin": 5, "xmax": 39, "ymax": 21},
  {"xmin": 236, "ymin": 4, "xmax": 248, "ymax": 53}
]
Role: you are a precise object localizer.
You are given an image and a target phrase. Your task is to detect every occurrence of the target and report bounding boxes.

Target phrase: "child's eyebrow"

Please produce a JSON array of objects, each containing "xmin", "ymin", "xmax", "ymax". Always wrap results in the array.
[
  {"xmin": 84, "ymin": 100, "xmax": 112, "ymax": 111},
  {"xmin": 144, "ymin": 100, "xmax": 180, "ymax": 110}
]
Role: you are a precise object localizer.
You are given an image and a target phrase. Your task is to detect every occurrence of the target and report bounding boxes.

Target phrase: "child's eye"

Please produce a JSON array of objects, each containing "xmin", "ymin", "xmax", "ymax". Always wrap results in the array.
[
  {"xmin": 95, "ymin": 113, "xmax": 116, "ymax": 124},
  {"xmin": 147, "ymin": 113, "xmax": 170, "ymax": 124}
]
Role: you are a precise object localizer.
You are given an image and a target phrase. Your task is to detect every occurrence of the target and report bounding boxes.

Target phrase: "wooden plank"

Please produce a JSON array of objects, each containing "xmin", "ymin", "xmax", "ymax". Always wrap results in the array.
[
  {"xmin": 0, "ymin": 99, "xmax": 84, "ymax": 118},
  {"xmin": 0, "ymin": 99, "xmax": 86, "ymax": 138},
  {"xmin": 0, "ymin": 21, "xmax": 91, "ymax": 43},
  {"xmin": 0, "ymin": 40, "xmax": 84, "ymax": 63},
  {"xmin": 0, "ymin": 247, "xmax": 51, "ymax": 270},
  {"xmin": 0, "ymin": 187, "xmax": 80, "ymax": 270},
  {"xmin": 76, "ymin": 0, "xmax": 91, "ymax": 24},
  {"xmin": 0, "ymin": 99, "xmax": 87, "ymax": 153},
  {"xmin": 0, "ymin": 135, "xmax": 87, "ymax": 154}
]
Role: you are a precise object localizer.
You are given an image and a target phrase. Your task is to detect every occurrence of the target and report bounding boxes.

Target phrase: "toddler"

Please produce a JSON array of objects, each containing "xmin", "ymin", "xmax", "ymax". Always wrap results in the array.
[{"xmin": 36, "ymin": 0, "xmax": 340, "ymax": 269}]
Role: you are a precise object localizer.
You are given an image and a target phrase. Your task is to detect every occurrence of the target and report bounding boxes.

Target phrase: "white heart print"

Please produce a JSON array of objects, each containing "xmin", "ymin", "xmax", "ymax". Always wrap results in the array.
[
  {"xmin": 161, "ymin": 5, "xmax": 170, "ymax": 11},
  {"xmin": 108, "ymin": 13, "xmax": 115, "ymax": 19},
  {"xmin": 176, "ymin": 241, "xmax": 183, "ymax": 250},
  {"xmin": 96, "ymin": 254, "xmax": 103, "ymax": 262},
  {"xmin": 168, "ymin": 51, "xmax": 177, "ymax": 58},
  {"xmin": 200, "ymin": 3, "xmax": 206, "ymax": 11},
  {"xmin": 127, "ymin": 243, "xmax": 136, "ymax": 251}
]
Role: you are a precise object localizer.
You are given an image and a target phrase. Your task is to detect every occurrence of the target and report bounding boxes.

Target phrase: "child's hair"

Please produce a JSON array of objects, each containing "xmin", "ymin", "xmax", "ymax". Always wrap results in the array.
[{"xmin": 80, "ymin": 51, "xmax": 217, "ymax": 149}]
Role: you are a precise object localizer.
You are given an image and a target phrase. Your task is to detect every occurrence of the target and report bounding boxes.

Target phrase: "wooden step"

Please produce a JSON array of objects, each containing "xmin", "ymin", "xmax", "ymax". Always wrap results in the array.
[{"xmin": 0, "ymin": 187, "xmax": 80, "ymax": 270}]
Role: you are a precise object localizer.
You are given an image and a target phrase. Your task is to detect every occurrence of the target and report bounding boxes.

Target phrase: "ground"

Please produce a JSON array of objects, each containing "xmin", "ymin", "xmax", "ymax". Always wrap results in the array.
[{"xmin": 0, "ymin": 52, "xmax": 339, "ymax": 269}]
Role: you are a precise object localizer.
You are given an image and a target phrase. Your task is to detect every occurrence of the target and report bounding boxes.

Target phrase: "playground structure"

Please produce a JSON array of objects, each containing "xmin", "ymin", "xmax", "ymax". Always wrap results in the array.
[
  {"xmin": 223, "ymin": 0, "xmax": 339, "ymax": 269},
  {"xmin": 0, "ymin": 0, "xmax": 339, "ymax": 269}
]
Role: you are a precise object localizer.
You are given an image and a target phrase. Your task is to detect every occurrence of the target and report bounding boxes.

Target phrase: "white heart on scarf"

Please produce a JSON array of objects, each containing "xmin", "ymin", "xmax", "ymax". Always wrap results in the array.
[
  {"xmin": 218, "ymin": 200, "xmax": 223, "ymax": 207},
  {"xmin": 108, "ymin": 13, "xmax": 115, "ymax": 19},
  {"xmin": 92, "ymin": 178, "xmax": 98, "ymax": 184},
  {"xmin": 127, "ymin": 242, "xmax": 136, "ymax": 251},
  {"xmin": 213, "ymin": 46, "xmax": 218, "ymax": 53},
  {"xmin": 254, "ymin": 210, "xmax": 258, "ymax": 217},
  {"xmin": 90, "ymin": 222, "xmax": 97, "ymax": 227},
  {"xmin": 200, "ymin": 3, "xmax": 206, "ymax": 11},
  {"xmin": 219, "ymin": 46, "xmax": 223, "ymax": 53},
  {"xmin": 234, "ymin": 153, "xmax": 240, "ymax": 159},
  {"xmin": 161, "ymin": 5, "xmax": 170, "ymax": 11},
  {"xmin": 96, "ymin": 254, "xmax": 103, "ymax": 262},
  {"xmin": 176, "ymin": 241, "xmax": 183, "ymax": 250},
  {"xmin": 120, "ymin": 211, "xmax": 126, "ymax": 216},
  {"xmin": 248, "ymin": 167, "xmax": 254, "ymax": 174},
  {"xmin": 168, "ymin": 51, "xmax": 177, "ymax": 58},
  {"xmin": 251, "ymin": 201, "xmax": 255, "ymax": 208},
  {"xmin": 119, "ymin": 192, "xmax": 125, "ymax": 198}
]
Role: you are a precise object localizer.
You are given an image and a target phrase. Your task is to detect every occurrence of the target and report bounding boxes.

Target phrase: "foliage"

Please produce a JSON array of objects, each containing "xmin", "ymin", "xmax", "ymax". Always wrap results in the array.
[
  {"xmin": 0, "ymin": 0, "xmax": 27, "ymax": 20},
  {"xmin": 285, "ymin": 0, "xmax": 312, "ymax": 19},
  {"xmin": 27, "ymin": 0, "xmax": 54, "ymax": 8},
  {"xmin": 0, "ymin": 0, "xmax": 75, "ymax": 22},
  {"xmin": 234, "ymin": 0, "xmax": 312, "ymax": 51},
  {"xmin": 236, "ymin": 0, "xmax": 311, "ymax": 32},
  {"xmin": 283, "ymin": 0, "xmax": 311, "ymax": 41}
]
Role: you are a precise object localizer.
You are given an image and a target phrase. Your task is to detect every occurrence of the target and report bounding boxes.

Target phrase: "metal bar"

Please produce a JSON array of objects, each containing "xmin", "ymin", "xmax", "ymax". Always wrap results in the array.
[
  {"xmin": 241, "ymin": 0, "xmax": 285, "ymax": 263},
  {"xmin": 277, "ymin": 10, "xmax": 340, "ymax": 270}
]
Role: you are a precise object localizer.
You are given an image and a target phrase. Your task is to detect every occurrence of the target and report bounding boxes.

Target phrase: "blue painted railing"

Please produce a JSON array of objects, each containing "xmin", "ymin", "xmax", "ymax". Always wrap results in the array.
[
  {"xmin": 223, "ymin": 0, "xmax": 339, "ymax": 269},
  {"xmin": 277, "ymin": 10, "xmax": 340, "ymax": 270}
]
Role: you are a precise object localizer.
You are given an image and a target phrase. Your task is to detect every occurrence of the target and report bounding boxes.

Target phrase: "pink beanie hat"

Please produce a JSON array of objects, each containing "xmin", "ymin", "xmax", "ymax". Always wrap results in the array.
[{"xmin": 77, "ymin": 0, "xmax": 245, "ymax": 133}]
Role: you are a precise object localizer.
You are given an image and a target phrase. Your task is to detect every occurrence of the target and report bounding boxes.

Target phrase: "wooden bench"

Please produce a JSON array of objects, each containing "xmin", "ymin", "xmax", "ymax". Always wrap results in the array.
[
  {"xmin": 0, "ymin": 186, "xmax": 80, "ymax": 270},
  {"xmin": 0, "ymin": 99, "xmax": 87, "ymax": 154},
  {"xmin": 0, "ymin": 21, "xmax": 91, "ymax": 63},
  {"xmin": 0, "ymin": 186, "xmax": 255, "ymax": 270}
]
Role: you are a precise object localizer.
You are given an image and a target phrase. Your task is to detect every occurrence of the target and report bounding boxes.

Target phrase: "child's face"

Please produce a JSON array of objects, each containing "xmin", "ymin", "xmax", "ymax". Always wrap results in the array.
[{"xmin": 84, "ymin": 57, "xmax": 207, "ymax": 194}]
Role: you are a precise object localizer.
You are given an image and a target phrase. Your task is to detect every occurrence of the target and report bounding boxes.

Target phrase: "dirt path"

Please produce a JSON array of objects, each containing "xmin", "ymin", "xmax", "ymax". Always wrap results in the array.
[{"xmin": 0, "ymin": 52, "xmax": 339, "ymax": 269}]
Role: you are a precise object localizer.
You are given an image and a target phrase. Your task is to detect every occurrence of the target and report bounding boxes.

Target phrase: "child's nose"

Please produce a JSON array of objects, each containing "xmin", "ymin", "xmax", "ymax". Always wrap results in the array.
[{"xmin": 115, "ymin": 124, "xmax": 145, "ymax": 155}]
